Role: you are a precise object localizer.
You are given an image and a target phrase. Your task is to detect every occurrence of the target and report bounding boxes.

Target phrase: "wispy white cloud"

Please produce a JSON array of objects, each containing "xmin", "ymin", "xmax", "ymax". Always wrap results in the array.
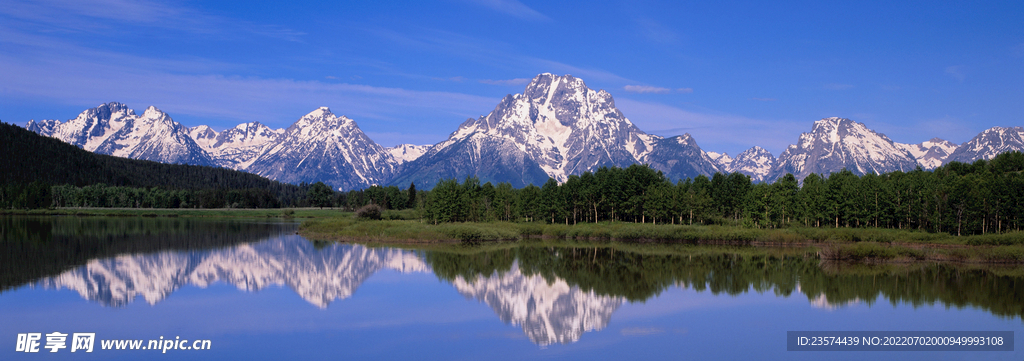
[
  {"xmin": 624, "ymin": 85, "xmax": 692, "ymax": 94},
  {"xmin": 0, "ymin": 47, "xmax": 497, "ymax": 138},
  {"xmin": 945, "ymin": 65, "xmax": 965, "ymax": 81},
  {"xmin": 634, "ymin": 17, "xmax": 677, "ymax": 44},
  {"xmin": 0, "ymin": 0, "xmax": 304, "ymax": 41},
  {"xmin": 432, "ymin": 76, "xmax": 467, "ymax": 82},
  {"xmin": 624, "ymin": 85, "xmax": 672, "ymax": 94},
  {"xmin": 823, "ymin": 83, "xmax": 854, "ymax": 90},
  {"xmin": 365, "ymin": 27, "xmax": 640, "ymax": 87},
  {"xmin": 463, "ymin": 0, "xmax": 550, "ymax": 21},
  {"xmin": 479, "ymin": 78, "xmax": 531, "ymax": 85},
  {"xmin": 620, "ymin": 327, "xmax": 665, "ymax": 336}
]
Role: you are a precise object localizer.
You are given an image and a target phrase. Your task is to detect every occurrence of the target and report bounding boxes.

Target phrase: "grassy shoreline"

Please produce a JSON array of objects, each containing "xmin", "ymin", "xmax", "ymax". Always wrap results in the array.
[
  {"xmin": 0, "ymin": 207, "xmax": 347, "ymax": 218},
  {"xmin": 299, "ymin": 218, "xmax": 1024, "ymax": 264}
]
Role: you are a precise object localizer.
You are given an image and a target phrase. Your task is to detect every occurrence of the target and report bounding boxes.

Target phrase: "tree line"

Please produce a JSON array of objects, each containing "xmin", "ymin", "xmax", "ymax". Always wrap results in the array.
[{"xmin": 417, "ymin": 152, "xmax": 1024, "ymax": 236}]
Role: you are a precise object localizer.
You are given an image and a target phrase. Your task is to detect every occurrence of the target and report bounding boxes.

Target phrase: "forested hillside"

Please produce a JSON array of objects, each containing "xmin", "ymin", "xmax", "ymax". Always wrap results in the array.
[{"xmin": 0, "ymin": 121, "xmax": 307, "ymax": 208}]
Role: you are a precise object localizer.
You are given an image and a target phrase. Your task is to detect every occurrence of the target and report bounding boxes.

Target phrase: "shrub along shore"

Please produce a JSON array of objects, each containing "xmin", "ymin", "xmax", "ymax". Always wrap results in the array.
[{"xmin": 298, "ymin": 217, "xmax": 1024, "ymax": 264}]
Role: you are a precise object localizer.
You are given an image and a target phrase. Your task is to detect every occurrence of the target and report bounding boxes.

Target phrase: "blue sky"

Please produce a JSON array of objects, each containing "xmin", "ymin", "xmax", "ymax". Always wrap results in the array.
[{"xmin": 1, "ymin": 0, "xmax": 1022, "ymax": 156}]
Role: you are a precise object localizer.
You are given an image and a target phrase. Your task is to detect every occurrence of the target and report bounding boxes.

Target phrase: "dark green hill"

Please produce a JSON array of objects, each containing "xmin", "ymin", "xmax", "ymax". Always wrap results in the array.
[{"xmin": 0, "ymin": 121, "xmax": 306, "ymax": 208}]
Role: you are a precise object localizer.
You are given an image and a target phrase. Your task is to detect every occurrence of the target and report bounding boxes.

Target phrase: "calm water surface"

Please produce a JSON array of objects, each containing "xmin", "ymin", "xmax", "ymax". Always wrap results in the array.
[{"xmin": 1, "ymin": 216, "xmax": 1021, "ymax": 360}]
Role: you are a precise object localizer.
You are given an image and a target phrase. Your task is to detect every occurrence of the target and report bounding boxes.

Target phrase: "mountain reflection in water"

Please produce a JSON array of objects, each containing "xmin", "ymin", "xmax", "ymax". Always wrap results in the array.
[{"xmin": 3, "ymin": 216, "xmax": 1023, "ymax": 347}]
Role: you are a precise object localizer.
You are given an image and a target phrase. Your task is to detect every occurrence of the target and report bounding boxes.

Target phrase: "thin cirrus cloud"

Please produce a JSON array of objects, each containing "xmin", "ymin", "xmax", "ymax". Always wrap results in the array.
[
  {"xmin": 624, "ymin": 85, "xmax": 692, "ymax": 94},
  {"xmin": 0, "ymin": 47, "xmax": 498, "ymax": 141},
  {"xmin": 823, "ymin": 83, "xmax": 854, "ymax": 90},
  {"xmin": 945, "ymin": 65, "xmax": 966, "ymax": 81},
  {"xmin": 479, "ymin": 78, "xmax": 532, "ymax": 85},
  {"xmin": 624, "ymin": 85, "xmax": 671, "ymax": 94},
  {"xmin": 0, "ymin": 0, "xmax": 304, "ymax": 41},
  {"xmin": 463, "ymin": 0, "xmax": 550, "ymax": 21}
]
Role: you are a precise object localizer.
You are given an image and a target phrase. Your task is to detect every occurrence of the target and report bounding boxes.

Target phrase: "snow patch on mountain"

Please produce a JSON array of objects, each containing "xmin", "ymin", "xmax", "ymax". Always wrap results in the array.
[
  {"xmin": 386, "ymin": 144, "xmax": 431, "ymax": 164},
  {"xmin": 202, "ymin": 122, "xmax": 285, "ymax": 169},
  {"xmin": 28, "ymin": 102, "xmax": 215, "ymax": 166},
  {"xmin": 246, "ymin": 107, "xmax": 396, "ymax": 190},
  {"xmin": 707, "ymin": 151, "xmax": 733, "ymax": 169},
  {"xmin": 728, "ymin": 146, "xmax": 776, "ymax": 182},
  {"xmin": 895, "ymin": 138, "xmax": 957, "ymax": 169},
  {"xmin": 399, "ymin": 74, "xmax": 659, "ymax": 186},
  {"xmin": 768, "ymin": 117, "xmax": 918, "ymax": 182},
  {"xmin": 945, "ymin": 126, "xmax": 1024, "ymax": 164},
  {"xmin": 25, "ymin": 119, "xmax": 61, "ymax": 136}
]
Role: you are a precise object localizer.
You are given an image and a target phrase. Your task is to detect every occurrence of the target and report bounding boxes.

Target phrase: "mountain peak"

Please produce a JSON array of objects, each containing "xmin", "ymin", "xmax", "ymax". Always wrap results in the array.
[
  {"xmin": 770, "ymin": 118, "xmax": 916, "ymax": 182},
  {"xmin": 727, "ymin": 146, "xmax": 776, "ymax": 182},
  {"xmin": 304, "ymin": 106, "xmax": 335, "ymax": 118},
  {"xmin": 141, "ymin": 106, "xmax": 169, "ymax": 120}
]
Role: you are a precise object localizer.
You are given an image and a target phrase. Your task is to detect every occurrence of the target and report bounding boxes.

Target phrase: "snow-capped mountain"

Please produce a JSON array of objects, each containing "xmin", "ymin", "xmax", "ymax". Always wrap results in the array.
[
  {"xmin": 766, "ymin": 117, "xmax": 918, "ymax": 182},
  {"xmin": 25, "ymin": 102, "xmax": 214, "ymax": 166},
  {"xmin": 245, "ymin": 107, "xmax": 396, "ymax": 190},
  {"xmin": 727, "ymin": 146, "xmax": 776, "ymax": 182},
  {"xmin": 386, "ymin": 144, "xmax": 431, "ymax": 165},
  {"xmin": 390, "ymin": 73, "xmax": 700, "ymax": 188},
  {"xmin": 706, "ymin": 151, "xmax": 733, "ymax": 170},
  {"xmin": 193, "ymin": 122, "xmax": 285, "ymax": 169},
  {"xmin": 39, "ymin": 236, "xmax": 429, "ymax": 308},
  {"xmin": 452, "ymin": 263, "xmax": 624, "ymax": 346},
  {"xmin": 24, "ymin": 119, "xmax": 60, "ymax": 136},
  {"xmin": 944, "ymin": 126, "xmax": 1024, "ymax": 165},
  {"xmin": 21, "ymin": 79, "xmax": 1024, "ymax": 190},
  {"xmin": 896, "ymin": 138, "xmax": 958, "ymax": 169},
  {"xmin": 24, "ymin": 103, "xmax": 395, "ymax": 190}
]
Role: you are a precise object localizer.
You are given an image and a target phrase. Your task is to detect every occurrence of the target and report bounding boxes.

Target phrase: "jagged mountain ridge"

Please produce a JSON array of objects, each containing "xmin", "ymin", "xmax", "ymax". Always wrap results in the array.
[
  {"xmin": 766, "ymin": 117, "xmax": 920, "ymax": 183},
  {"xmin": 246, "ymin": 107, "xmax": 397, "ymax": 190},
  {"xmin": 26, "ymin": 102, "xmax": 214, "ymax": 166},
  {"xmin": 896, "ymin": 138, "xmax": 958, "ymax": 169},
  {"xmin": 21, "ymin": 76, "xmax": 1024, "ymax": 188},
  {"xmin": 944, "ymin": 126, "xmax": 1024, "ymax": 164},
  {"xmin": 727, "ymin": 146, "xmax": 777, "ymax": 182},
  {"xmin": 190, "ymin": 121, "xmax": 285, "ymax": 169},
  {"xmin": 27, "ymin": 103, "xmax": 399, "ymax": 190}
]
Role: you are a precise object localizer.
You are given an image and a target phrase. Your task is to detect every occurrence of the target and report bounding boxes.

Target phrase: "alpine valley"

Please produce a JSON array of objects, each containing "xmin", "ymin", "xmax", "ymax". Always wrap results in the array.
[{"xmin": 23, "ymin": 74, "xmax": 1024, "ymax": 189}]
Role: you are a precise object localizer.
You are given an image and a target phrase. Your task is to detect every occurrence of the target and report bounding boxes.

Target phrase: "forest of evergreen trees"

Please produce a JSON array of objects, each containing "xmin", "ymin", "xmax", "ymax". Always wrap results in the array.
[
  {"xmin": 0, "ymin": 121, "xmax": 307, "ymax": 208},
  {"xmin": 414, "ymin": 152, "xmax": 1024, "ymax": 237}
]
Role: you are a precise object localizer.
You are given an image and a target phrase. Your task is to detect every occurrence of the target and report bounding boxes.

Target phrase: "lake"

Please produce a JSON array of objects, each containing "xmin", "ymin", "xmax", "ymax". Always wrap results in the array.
[{"xmin": 1, "ymin": 216, "xmax": 1021, "ymax": 360}]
